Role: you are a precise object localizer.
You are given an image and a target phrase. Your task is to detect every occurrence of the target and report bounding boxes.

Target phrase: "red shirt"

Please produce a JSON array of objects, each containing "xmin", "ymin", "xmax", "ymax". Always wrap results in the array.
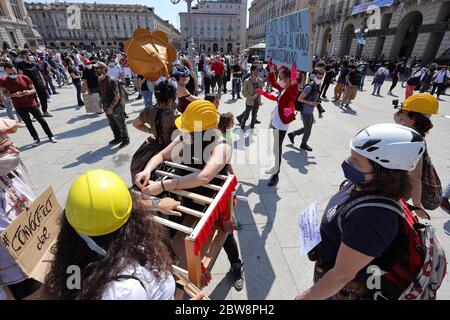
[
  {"xmin": 211, "ymin": 61, "xmax": 225, "ymax": 77},
  {"xmin": 3, "ymin": 75, "xmax": 38, "ymax": 109}
]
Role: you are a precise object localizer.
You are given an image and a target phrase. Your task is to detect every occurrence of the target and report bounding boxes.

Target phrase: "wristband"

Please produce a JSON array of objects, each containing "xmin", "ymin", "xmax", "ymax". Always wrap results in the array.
[{"xmin": 161, "ymin": 180, "xmax": 166, "ymax": 192}]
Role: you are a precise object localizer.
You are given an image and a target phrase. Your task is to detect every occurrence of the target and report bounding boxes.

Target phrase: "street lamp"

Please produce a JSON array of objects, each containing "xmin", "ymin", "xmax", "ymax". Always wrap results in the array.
[{"xmin": 170, "ymin": 0, "xmax": 197, "ymax": 63}]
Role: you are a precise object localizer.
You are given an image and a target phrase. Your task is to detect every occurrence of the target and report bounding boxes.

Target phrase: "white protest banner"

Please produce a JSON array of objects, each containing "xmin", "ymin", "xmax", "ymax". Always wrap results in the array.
[
  {"xmin": 298, "ymin": 201, "xmax": 322, "ymax": 256},
  {"xmin": 0, "ymin": 187, "xmax": 62, "ymax": 283},
  {"xmin": 265, "ymin": 9, "xmax": 312, "ymax": 71}
]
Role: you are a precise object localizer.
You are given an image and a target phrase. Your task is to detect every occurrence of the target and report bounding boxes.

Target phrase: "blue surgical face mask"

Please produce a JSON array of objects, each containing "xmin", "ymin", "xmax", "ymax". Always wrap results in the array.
[
  {"xmin": 8, "ymin": 74, "xmax": 17, "ymax": 80},
  {"xmin": 341, "ymin": 160, "xmax": 372, "ymax": 185}
]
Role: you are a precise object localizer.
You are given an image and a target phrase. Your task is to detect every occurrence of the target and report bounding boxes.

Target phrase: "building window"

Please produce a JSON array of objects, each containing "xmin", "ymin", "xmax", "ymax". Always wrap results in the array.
[
  {"xmin": 9, "ymin": 31, "xmax": 18, "ymax": 45},
  {"xmin": 10, "ymin": 0, "xmax": 22, "ymax": 19}
]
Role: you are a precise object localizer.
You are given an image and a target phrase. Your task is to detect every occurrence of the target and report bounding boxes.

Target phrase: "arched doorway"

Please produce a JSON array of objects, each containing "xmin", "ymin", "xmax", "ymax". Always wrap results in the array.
[
  {"xmin": 423, "ymin": 3, "xmax": 450, "ymax": 63},
  {"xmin": 213, "ymin": 43, "xmax": 218, "ymax": 52},
  {"xmin": 320, "ymin": 27, "xmax": 332, "ymax": 57},
  {"xmin": 339, "ymin": 24, "xmax": 355, "ymax": 57},
  {"xmin": 106, "ymin": 42, "xmax": 112, "ymax": 47},
  {"xmin": 79, "ymin": 42, "xmax": 84, "ymax": 49},
  {"xmin": 391, "ymin": 11, "xmax": 423, "ymax": 59},
  {"xmin": 227, "ymin": 43, "xmax": 233, "ymax": 54},
  {"xmin": 49, "ymin": 42, "xmax": 55, "ymax": 47},
  {"xmin": 90, "ymin": 42, "xmax": 96, "ymax": 48}
]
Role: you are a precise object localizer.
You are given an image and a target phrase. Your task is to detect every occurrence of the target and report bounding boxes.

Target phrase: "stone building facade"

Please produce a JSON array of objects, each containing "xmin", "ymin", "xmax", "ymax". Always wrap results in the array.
[
  {"xmin": 25, "ymin": 2, "xmax": 181, "ymax": 50},
  {"xmin": 247, "ymin": 0, "xmax": 317, "ymax": 47},
  {"xmin": 314, "ymin": 0, "xmax": 450, "ymax": 62},
  {"xmin": 179, "ymin": 0, "xmax": 248, "ymax": 54},
  {"xmin": 0, "ymin": 0, "xmax": 42, "ymax": 49}
]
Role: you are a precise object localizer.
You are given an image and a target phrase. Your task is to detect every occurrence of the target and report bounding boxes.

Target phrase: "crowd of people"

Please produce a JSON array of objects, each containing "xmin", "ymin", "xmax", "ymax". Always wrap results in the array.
[{"xmin": 0, "ymin": 43, "xmax": 448, "ymax": 301}]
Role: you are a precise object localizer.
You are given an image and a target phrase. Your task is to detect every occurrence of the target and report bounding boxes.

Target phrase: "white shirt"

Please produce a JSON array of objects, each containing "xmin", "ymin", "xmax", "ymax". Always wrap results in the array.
[
  {"xmin": 102, "ymin": 262, "xmax": 175, "ymax": 300},
  {"xmin": 433, "ymin": 70, "xmax": 450, "ymax": 84},
  {"xmin": 271, "ymin": 89, "xmax": 289, "ymax": 131},
  {"xmin": 376, "ymin": 67, "xmax": 389, "ymax": 77},
  {"xmin": 108, "ymin": 65, "xmax": 124, "ymax": 81}
]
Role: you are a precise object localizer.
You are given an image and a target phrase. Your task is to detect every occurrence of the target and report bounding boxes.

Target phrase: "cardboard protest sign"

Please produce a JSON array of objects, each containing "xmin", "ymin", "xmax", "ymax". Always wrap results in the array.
[
  {"xmin": 0, "ymin": 187, "xmax": 62, "ymax": 283},
  {"xmin": 265, "ymin": 9, "xmax": 312, "ymax": 72}
]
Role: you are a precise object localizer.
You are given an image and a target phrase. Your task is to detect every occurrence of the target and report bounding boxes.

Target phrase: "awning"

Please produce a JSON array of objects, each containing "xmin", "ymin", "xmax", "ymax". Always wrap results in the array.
[{"xmin": 250, "ymin": 42, "xmax": 265, "ymax": 49}]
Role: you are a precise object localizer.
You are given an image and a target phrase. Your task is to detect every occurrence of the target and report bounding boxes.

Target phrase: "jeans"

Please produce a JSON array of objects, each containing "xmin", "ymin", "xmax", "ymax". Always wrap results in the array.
[
  {"xmin": 389, "ymin": 76, "xmax": 399, "ymax": 92},
  {"xmin": 232, "ymin": 78, "xmax": 242, "ymax": 99},
  {"xmin": 44, "ymin": 75, "xmax": 57, "ymax": 94},
  {"xmin": 141, "ymin": 90, "xmax": 153, "ymax": 108},
  {"xmin": 73, "ymin": 81, "xmax": 84, "ymax": 105},
  {"xmin": 204, "ymin": 77, "xmax": 211, "ymax": 95},
  {"xmin": 223, "ymin": 233, "xmax": 241, "ymax": 265},
  {"xmin": 320, "ymin": 80, "xmax": 331, "ymax": 97},
  {"xmin": 241, "ymin": 104, "xmax": 259, "ymax": 130},
  {"xmin": 3, "ymin": 98, "xmax": 21, "ymax": 121},
  {"xmin": 360, "ymin": 74, "xmax": 366, "ymax": 90},
  {"xmin": 290, "ymin": 113, "xmax": 314, "ymax": 144},
  {"xmin": 35, "ymin": 86, "xmax": 48, "ymax": 112},
  {"xmin": 105, "ymin": 104, "xmax": 129, "ymax": 141},
  {"xmin": 15, "ymin": 107, "xmax": 53, "ymax": 140},
  {"xmin": 272, "ymin": 129, "xmax": 287, "ymax": 175},
  {"xmin": 444, "ymin": 183, "xmax": 450, "ymax": 199},
  {"xmin": 372, "ymin": 83, "xmax": 382, "ymax": 95}
]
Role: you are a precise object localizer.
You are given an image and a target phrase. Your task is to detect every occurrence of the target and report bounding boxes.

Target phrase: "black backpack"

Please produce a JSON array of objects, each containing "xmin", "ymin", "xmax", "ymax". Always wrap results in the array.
[{"xmin": 295, "ymin": 84, "xmax": 315, "ymax": 112}]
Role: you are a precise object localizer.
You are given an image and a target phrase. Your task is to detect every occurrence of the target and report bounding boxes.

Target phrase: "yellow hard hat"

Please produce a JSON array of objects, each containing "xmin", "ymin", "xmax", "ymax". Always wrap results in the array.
[
  {"xmin": 65, "ymin": 170, "xmax": 132, "ymax": 237},
  {"xmin": 402, "ymin": 93, "xmax": 439, "ymax": 115},
  {"xmin": 175, "ymin": 100, "xmax": 220, "ymax": 132}
]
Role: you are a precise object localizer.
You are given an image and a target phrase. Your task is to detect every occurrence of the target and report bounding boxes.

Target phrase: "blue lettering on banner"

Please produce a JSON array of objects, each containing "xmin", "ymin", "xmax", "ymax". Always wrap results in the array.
[{"xmin": 265, "ymin": 9, "xmax": 312, "ymax": 72}]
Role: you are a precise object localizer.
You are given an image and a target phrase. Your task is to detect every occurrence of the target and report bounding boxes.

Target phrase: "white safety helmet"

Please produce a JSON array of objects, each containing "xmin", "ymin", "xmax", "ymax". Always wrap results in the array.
[{"xmin": 350, "ymin": 123, "xmax": 425, "ymax": 171}]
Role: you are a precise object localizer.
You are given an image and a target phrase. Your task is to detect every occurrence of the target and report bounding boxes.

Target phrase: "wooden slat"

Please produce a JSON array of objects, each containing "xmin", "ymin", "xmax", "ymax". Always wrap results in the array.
[
  {"xmin": 176, "ymin": 205, "xmax": 204, "ymax": 218},
  {"xmin": 188, "ymin": 175, "xmax": 235, "ymax": 241},
  {"xmin": 185, "ymin": 239, "xmax": 202, "ymax": 287},
  {"xmin": 151, "ymin": 216, "xmax": 193, "ymax": 234},
  {"xmin": 163, "ymin": 161, "xmax": 228, "ymax": 180},
  {"xmin": 155, "ymin": 170, "xmax": 221, "ymax": 191},
  {"xmin": 170, "ymin": 189, "xmax": 214, "ymax": 205}
]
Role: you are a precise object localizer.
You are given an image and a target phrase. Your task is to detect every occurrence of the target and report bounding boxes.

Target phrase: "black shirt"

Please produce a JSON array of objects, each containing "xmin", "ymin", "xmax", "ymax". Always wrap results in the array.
[
  {"xmin": 137, "ymin": 75, "xmax": 148, "ymax": 92},
  {"xmin": 16, "ymin": 61, "xmax": 44, "ymax": 88},
  {"xmin": 68, "ymin": 65, "xmax": 81, "ymax": 84},
  {"xmin": 98, "ymin": 76, "xmax": 122, "ymax": 109},
  {"xmin": 82, "ymin": 67, "xmax": 99, "ymax": 90},
  {"xmin": 318, "ymin": 183, "xmax": 399, "ymax": 282},
  {"xmin": 347, "ymin": 69, "xmax": 361, "ymax": 86}
]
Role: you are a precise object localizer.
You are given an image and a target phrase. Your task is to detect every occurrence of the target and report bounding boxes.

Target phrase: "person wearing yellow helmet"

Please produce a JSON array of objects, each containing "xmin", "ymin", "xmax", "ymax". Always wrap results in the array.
[
  {"xmin": 393, "ymin": 93, "xmax": 441, "ymax": 210},
  {"xmin": 134, "ymin": 100, "xmax": 245, "ymax": 291},
  {"xmin": 43, "ymin": 169, "xmax": 177, "ymax": 300}
]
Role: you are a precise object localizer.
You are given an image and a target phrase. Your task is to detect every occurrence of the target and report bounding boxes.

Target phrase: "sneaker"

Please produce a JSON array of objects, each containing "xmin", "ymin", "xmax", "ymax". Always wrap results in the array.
[
  {"xmin": 237, "ymin": 95, "xmax": 242, "ymax": 99},
  {"xmin": 267, "ymin": 174, "xmax": 279, "ymax": 187},
  {"xmin": 47, "ymin": 98, "xmax": 52, "ymax": 102},
  {"xmin": 109, "ymin": 138, "xmax": 122, "ymax": 145},
  {"xmin": 78, "ymin": 102, "xmax": 85, "ymax": 106},
  {"xmin": 233, "ymin": 220, "xmax": 243, "ymax": 230},
  {"xmin": 49, "ymin": 137, "xmax": 58, "ymax": 143},
  {"xmin": 32, "ymin": 139, "xmax": 41, "ymax": 147},
  {"xmin": 300, "ymin": 143, "xmax": 313, "ymax": 152},
  {"xmin": 43, "ymin": 112, "xmax": 53, "ymax": 117},
  {"xmin": 322, "ymin": 95, "xmax": 327, "ymax": 99},
  {"xmin": 53, "ymin": 92, "xmax": 60, "ymax": 95},
  {"xmin": 255, "ymin": 119, "xmax": 261, "ymax": 124},
  {"xmin": 118, "ymin": 140, "xmax": 130, "ymax": 149},
  {"xmin": 288, "ymin": 132, "xmax": 295, "ymax": 144},
  {"xmin": 230, "ymin": 262, "xmax": 244, "ymax": 291}
]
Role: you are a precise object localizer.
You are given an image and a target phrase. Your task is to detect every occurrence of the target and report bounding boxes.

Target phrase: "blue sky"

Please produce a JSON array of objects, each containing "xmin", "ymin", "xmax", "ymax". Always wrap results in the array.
[{"xmin": 25, "ymin": 0, "xmax": 252, "ymax": 29}]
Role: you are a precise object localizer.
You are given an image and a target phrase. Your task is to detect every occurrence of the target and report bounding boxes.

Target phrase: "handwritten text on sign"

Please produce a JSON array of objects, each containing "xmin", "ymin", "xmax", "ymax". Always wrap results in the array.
[
  {"xmin": 0, "ymin": 187, "xmax": 61, "ymax": 282},
  {"xmin": 298, "ymin": 201, "xmax": 322, "ymax": 256},
  {"xmin": 265, "ymin": 9, "xmax": 312, "ymax": 72}
]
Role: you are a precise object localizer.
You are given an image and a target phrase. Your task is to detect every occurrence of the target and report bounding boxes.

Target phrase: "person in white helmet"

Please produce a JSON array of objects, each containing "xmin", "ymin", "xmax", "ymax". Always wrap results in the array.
[{"xmin": 295, "ymin": 123, "xmax": 426, "ymax": 300}]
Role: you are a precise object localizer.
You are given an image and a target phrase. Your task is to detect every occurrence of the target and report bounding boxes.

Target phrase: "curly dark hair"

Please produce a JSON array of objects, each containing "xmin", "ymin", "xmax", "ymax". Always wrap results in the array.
[
  {"xmin": 407, "ymin": 111, "xmax": 433, "ymax": 137},
  {"xmin": 359, "ymin": 160, "xmax": 413, "ymax": 201},
  {"xmin": 218, "ymin": 112, "xmax": 234, "ymax": 134},
  {"xmin": 43, "ymin": 192, "xmax": 173, "ymax": 300},
  {"xmin": 154, "ymin": 81, "xmax": 177, "ymax": 105}
]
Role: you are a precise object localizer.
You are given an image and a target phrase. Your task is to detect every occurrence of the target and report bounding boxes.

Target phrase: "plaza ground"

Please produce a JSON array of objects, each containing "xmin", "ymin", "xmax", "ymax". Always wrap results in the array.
[{"xmin": 4, "ymin": 77, "xmax": 450, "ymax": 300}]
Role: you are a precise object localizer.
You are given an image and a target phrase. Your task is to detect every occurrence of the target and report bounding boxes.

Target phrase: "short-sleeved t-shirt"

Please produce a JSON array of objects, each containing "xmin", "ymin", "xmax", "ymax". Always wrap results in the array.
[
  {"xmin": 3, "ymin": 75, "xmax": 38, "ymax": 108},
  {"xmin": 301, "ymin": 84, "xmax": 320, "ymax": 115},
  {"xmin": 16, "ymin": 61, "xmax": 44, "ymax": 88},
  {"xmin": 347, "ymin": 70, "xmax": 361, "ymax": 86},
  {"xmin": 82, "ymin": 67, "xmax": 99, "ymax": 90},
  {"xmin": 318, "ymin": 184, "xmax": 400, "ymax": 283},
  {"xmin": 102, "ymin": 262, "xmax": 175, "ymax": 300},
  {"xmin": 337, "ymin": 67, "xmax": 350, "ymax": 84},
  {"xmin": 99, "ymin": 76, "xmax": 122, "ymax": 109}
]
